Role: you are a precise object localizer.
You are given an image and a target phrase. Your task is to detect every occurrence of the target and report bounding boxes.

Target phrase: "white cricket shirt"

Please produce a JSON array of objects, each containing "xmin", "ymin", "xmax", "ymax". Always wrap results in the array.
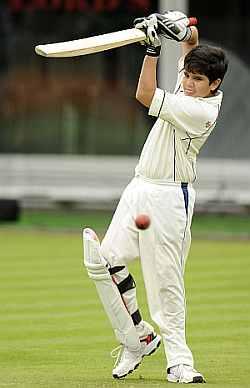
[{"xmin": 135, "ymin": 58, "xmax": 223, "ymax": 183}]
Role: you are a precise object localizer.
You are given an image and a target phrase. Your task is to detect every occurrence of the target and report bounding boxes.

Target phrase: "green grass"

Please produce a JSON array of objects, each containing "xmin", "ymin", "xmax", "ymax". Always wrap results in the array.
[
  {"xmin": 3, "ymin": 209, "xmax": 250, "ymax": 238},
  {"xmin": 12, "ymin": 209, "xmax": 113, "ymax": 233},
  {"xmin": 0, "ymin": 218, "xmax": 250, "ymax": 387}
]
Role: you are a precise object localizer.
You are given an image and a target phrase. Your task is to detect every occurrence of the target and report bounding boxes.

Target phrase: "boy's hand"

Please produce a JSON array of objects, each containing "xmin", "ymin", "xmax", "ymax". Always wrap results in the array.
[
  {"xmin": 153, "ymin": 11, "xmax": 192, "ymax": 42},
  {"xmin": 134, "ymin": 15, "xmax": 161, "ymax": 57}
]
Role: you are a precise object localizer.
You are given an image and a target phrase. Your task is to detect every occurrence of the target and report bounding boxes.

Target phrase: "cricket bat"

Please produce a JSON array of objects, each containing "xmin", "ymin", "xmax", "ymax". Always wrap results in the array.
[
  {"xmin": 35, "ymin": 17, "xmax": 197, "ymax": 58},
  {"xmin": 35, "ymin": 28, "xmax": 146, "ymax": 58}
]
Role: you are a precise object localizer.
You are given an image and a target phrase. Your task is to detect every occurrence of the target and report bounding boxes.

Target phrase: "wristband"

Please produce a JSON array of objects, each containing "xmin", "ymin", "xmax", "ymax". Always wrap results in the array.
[{"xmin": 146, "ymin": 44, "xmax": 161, "ymax": 57}]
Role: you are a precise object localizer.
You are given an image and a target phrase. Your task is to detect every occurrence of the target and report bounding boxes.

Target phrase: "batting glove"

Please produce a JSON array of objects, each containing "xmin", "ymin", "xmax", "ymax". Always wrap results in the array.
[
  {"xmin": 134, "ymin": 15, "xmax": 161, "ymax": 57},
  {"xmin": 152, "ymin": 11, "xmax": 192, "ymax": 42}
]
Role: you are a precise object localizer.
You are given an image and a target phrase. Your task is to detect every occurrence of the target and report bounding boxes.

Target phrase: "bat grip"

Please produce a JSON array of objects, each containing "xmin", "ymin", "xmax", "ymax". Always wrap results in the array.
[{"xmin": 188, "ymin": 17, "xmax": 198, "ymax": 26}]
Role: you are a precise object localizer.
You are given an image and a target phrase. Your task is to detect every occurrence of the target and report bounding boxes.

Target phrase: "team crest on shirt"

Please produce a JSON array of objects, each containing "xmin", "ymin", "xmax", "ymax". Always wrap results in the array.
[{"xmin": 205, "ymin": 121, "xmax": 212, "ymax": 128}]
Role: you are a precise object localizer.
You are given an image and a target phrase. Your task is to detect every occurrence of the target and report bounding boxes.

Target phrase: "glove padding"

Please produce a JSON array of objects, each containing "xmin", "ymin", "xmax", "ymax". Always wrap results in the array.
[
  {"xmin": 134, "ymin": 14, "xmax": 161, "ymax": 57},
  {"xmin": 153, "ymin": 11, "xmax": 192, "ymax": 42}
]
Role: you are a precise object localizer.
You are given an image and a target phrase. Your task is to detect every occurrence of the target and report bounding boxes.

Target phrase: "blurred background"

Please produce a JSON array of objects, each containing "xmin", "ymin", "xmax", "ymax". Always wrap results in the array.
[{"xmin": 0, "ymin": 0, "xmax": 250, "ymax": 219}]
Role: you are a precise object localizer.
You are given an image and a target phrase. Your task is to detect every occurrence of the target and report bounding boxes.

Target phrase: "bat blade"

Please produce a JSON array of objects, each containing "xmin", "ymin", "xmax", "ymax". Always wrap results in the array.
[{"xmin": 35, "ymin": 28, "xmax": 146, "ymax": 58}]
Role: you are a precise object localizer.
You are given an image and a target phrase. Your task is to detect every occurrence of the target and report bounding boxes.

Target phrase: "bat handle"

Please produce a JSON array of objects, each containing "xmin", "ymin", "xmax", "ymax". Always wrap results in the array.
[{"xmin": 188, "ymin": 17, "xmax": 198, "ymax": 26}]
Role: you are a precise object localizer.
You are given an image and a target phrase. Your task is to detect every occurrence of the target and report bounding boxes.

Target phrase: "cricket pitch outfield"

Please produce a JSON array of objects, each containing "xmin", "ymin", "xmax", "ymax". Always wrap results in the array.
[{"xmin": 0, "ymin": 214, "xmax": 249, "ymax": 387}]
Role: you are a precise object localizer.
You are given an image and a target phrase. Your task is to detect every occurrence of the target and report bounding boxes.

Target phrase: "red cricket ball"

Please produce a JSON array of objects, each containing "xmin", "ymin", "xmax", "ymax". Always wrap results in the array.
[{"xmin": 135, "ymin": 214, "xmax": 151, "ymax": 230}]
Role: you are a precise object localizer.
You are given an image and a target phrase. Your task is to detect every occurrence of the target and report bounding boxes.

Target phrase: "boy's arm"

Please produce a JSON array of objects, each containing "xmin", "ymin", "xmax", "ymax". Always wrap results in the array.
[
  {"xmin": 149, "ymin": 90, "xmax": 218, "ymax": 138},
  {"xmin": 181, "ymin": 26, "xmax": 199, "ymax": 56},
  {"xmin": 136, "ymin": 56, "xmax": 158, "ymax": 108},
  {"xmin": 135, "ymin": 15, "xmax": 198, "ymax": 108}
]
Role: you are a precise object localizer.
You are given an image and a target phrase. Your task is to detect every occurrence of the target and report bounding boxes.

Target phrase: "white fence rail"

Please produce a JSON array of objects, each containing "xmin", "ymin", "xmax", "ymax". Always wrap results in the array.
[{"xmin": 0, "ymin": 155, "xmax": 249, "ymax": 211}]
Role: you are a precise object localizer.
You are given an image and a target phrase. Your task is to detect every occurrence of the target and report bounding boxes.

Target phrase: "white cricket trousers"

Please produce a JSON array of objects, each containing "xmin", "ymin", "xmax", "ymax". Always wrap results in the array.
[{"xmin": 100, "ymin": 176, "xmax": 195, "ymax": 369}]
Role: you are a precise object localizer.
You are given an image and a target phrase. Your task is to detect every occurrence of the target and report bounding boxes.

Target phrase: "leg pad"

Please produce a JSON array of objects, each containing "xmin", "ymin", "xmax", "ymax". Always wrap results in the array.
[{"xmin": 82, "ymin": 228, "xmax": 140, "ymax": 351}]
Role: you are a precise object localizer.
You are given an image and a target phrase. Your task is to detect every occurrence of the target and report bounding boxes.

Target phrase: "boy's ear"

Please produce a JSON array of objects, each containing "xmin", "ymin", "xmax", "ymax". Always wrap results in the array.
[{"xmin": 210, "ymin": 78, "xmax": 221, "ymax": 92}]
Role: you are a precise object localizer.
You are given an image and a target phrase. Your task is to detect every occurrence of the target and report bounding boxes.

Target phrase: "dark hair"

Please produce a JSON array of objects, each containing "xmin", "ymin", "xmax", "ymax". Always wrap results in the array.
[{"xmin": 184, "ymin": 45, "xmax": 228, "ymax": 92}]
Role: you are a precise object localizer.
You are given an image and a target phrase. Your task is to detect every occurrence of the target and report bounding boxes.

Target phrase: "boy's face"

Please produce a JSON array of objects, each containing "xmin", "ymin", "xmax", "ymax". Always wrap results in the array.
[{"xmin": 182, "ymin": 70, "xmax": 221, "ymax": 98}]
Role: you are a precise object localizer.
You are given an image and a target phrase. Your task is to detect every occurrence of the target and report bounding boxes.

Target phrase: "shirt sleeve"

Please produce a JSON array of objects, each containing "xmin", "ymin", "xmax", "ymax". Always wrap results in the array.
[
  {"xmin": 148, "ymin": 88, "xmax": 218, "ymax": 138},
  {"xmin": 173, "ymin": 56, "xmax": 185, "ymax": 94}
]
